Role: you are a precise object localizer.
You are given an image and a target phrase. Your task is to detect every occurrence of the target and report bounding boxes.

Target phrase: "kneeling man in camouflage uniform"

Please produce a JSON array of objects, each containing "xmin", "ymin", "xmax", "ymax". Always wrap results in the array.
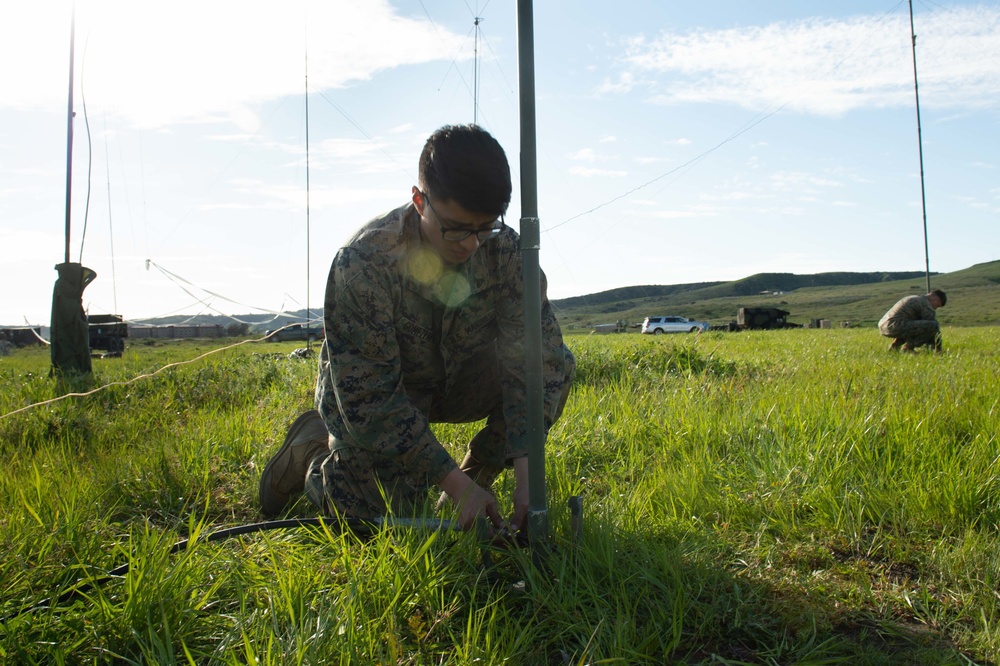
[
  {"xmin": 878, "ymin": 289, "xmax": 947, "ymax": 352},
  {"xmin": 259, "ymin": 124, "xmax": 575, "ymax": 535}
]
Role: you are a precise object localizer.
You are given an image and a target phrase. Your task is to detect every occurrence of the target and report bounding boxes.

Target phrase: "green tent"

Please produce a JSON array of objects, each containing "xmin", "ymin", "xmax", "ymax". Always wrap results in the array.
[{"xmin": 50, "ymin": 262, "xmax": 96, "ymax": 375}]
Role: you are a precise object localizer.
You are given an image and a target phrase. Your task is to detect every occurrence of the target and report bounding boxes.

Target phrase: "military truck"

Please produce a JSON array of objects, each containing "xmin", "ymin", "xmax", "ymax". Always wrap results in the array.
[
  {"xmin": 722, "ymin": 307, "xmax": 800, "ymax": 331},
  {"xmin": 88, "ymin": 314, "xmax": 128, "ymax": 353},
  {"xmin": 0, "ymin": 327, "xmax": 43, "ymax": 346}
]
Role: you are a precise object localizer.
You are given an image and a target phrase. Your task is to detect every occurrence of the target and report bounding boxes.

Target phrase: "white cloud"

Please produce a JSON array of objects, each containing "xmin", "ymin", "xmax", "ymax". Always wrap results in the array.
[
  {"xmin": 207, "ymin": 183, "xmax": 399, "ymax": 212},
  {"xmin": 618, "ymin": 6, "xmax": 1000, "ymax": 115},
  {"xmin": 205, "ymin": 133, "xmax": 265, "ymax": 144},
  {"xmin": 768, "ymin": 171, "xmax": 843, "ymax": 191},
  {"xmin": 595, "ymin": 72, "xmax": 636, "ymax": 95},
  {"xmin": 0, "ymin": 1, "xmax": 466, "ymax": 129},
  {"xmin": 568, "ymin": 148, "xmax": 598, "ymax": 162},
  {"xmin": 0, "ymin": 228, "xmax": 64, "ymax": 265},
  {"xmin": 569, "ymin": 166, "xmax": 628, "ymax": 178},
  {"xmin": 711, "ymin": 191, "xmax": 757, "ymax": 202},
  {"xmin": 646, "ymin": 208, "xmax": 716, "ymax": 219},
  {"xmin": 312, "ymin": 138, "xmax": 392, "ymax": 161},
  {"xmin": 9, "ymin": 167, "xmax": 54, "ymax": 177}
]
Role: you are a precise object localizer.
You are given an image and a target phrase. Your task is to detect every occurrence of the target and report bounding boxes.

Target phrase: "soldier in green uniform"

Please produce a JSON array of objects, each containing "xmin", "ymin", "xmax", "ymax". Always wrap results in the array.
[
  {"xmin": 259, "ymin": 125, "xmax": 574, "ymax": 536},
  {"xmin": 878, "ymin": 289, "xmax": 947, "ymax": 352}
]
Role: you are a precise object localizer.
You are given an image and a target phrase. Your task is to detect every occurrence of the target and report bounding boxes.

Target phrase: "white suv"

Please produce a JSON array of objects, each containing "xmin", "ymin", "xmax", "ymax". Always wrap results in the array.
[{"xmin": 641, "ymin": 316, "xmax": 709, "ymax": 334}]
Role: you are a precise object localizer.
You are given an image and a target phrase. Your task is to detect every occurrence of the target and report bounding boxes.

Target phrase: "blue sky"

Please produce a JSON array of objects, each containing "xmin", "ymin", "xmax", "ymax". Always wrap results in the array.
[{"xmin": 1, "ymin": 0, "xmax": 998, "ymax": 325}]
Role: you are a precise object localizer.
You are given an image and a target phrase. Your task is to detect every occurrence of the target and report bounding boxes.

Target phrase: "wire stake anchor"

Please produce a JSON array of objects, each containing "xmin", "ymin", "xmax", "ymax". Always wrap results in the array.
[{"xmin": 568, "ymin": 495, "xmax": 583, "ymax": 544}]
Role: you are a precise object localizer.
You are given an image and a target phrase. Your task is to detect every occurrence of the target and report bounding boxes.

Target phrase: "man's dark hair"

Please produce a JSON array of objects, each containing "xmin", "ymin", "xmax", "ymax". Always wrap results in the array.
[
  {"xmin": 929, "ymin": 289, "xmax": 947, "ymax": 306},
  {"xmin": 418, "ymin": 124, "xmax": 512, "ymax": 216}
]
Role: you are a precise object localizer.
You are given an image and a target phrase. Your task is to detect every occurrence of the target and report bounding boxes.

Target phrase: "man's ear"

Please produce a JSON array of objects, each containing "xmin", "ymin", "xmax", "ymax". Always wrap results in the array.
[{"xmin": 411, "ymin": 186, "xmax": 424, "ymax": 211}]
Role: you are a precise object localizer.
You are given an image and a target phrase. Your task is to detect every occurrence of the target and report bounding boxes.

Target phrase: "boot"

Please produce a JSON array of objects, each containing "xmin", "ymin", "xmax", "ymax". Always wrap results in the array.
[
  {"xmin": 259, "ymin": 410, "xmax": 330, "ymax": 517},
  {"xmin": 888, "ymin": 338, "xmax": 905, "ymax": 351}
]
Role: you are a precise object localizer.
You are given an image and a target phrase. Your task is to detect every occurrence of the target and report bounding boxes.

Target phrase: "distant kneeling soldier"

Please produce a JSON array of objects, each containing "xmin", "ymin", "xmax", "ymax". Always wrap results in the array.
[{"xmin": 878, "ymin": 289, "xmax": 947, "ymax": 352}]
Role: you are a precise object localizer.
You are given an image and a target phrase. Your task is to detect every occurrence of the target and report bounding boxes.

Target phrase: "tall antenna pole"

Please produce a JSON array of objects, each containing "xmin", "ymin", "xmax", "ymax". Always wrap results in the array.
[
  {"xmin": 473, "ymin": 16, "xmax": 482, "ymax": 124},
  {"xmin": 516, "ymin": 0, "xmax": 548, "ymax": 546},
  {"xmin": 908, "ymin": 0, "xmax": 931, "ymax": 292},
  {"xmin": 64, "ymin": 6, "xmax": 76, "ymax": 264},
  {"xmin": 304, "ymin": 48, "xmax": 313, "ymax": 348}
]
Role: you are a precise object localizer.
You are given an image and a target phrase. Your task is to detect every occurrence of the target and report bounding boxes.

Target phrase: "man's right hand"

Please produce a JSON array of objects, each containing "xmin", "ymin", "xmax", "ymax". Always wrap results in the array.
[{"xmin": 438, "ymin": 467, "xmax": 503, "ymax": 531}]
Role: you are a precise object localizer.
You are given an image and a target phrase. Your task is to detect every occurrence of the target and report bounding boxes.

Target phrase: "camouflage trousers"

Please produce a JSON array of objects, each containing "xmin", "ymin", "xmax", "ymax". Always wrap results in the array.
[
  {"xmin": 881, "ymin": 319, "xmax": 941, "ymax": 349},
  {"xmin": 304, "ymin": 345, "xmax": 575, "ymax": 520}
]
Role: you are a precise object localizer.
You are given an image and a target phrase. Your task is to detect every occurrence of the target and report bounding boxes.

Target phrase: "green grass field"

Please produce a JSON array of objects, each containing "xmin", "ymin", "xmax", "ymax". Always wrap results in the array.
[{"xmin": 1, "ymin": 328, "xmax": 998, "ymax": 664}]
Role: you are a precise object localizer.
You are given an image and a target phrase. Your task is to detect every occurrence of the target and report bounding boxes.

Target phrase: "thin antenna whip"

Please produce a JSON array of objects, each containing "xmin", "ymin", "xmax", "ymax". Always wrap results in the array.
[
  {"xmin": 474, "ymin": 16, "xmax": 482, "ymax": 123},
  {"xmin": 64, "ymin": 6, "xmax": 76, "ymax": 264},
  {"xmin": 908, "ymin": 0, "xmax": 931, "ymax": 292}
]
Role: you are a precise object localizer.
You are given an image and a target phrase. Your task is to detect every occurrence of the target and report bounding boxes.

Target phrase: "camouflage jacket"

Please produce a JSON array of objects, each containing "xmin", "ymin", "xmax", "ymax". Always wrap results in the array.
[
  {"xmin": 314, "ymin": 203, "xmax": 569, "ymax": 484},
  {"xmin": 878, "ymin": 294, "xmax": 936, "ymax": 335}
]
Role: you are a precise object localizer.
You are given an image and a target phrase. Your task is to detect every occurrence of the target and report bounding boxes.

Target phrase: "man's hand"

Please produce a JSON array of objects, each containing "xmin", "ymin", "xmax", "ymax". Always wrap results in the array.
[
  {"xmin": 438, "ymin": 467, "xmax": 502, "ymax": 531},
  {"xmin": 508, "ymin": 457, "xmax": 529, "ymax": 534}
]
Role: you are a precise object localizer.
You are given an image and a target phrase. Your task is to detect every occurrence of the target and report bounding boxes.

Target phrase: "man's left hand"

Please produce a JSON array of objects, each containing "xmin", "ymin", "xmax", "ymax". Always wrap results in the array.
[{"xmin": 508, "ymin": 457, "xmax": 530, "ymax": 534}]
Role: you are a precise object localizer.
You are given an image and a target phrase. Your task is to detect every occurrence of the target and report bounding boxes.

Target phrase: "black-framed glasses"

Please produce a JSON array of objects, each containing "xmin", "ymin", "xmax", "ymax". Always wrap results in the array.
[{"xmin": 419, "ymin": 190, "xmax": 505, "ymax": 242}]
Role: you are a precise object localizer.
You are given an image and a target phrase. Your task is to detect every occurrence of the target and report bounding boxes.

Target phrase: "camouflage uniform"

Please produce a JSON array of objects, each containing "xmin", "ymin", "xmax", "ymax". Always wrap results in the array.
[
  {"xmin": 878, "ymin": 294, "xmax": 940, "ymax": 349},
  {"xmin": 303, "ymin": 203, "xmax": 575, "ymax": 520}
]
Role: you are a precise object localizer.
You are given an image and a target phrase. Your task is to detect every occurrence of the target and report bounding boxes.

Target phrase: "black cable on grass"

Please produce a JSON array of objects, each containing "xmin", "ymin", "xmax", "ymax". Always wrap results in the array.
[{"xmin": 2, "ymin": 516, "xmax": 462, "ymax": 624}]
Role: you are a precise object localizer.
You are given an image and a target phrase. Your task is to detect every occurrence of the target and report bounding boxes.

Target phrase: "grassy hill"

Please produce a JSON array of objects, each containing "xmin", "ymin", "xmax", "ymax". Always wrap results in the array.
[
  {"xmin": 75, "ymin": 261, "xmax": 998, "ymax": 334},
  {"xmin": 551, "ymin": 261, "xmax": 1000, "ymax": 330}
]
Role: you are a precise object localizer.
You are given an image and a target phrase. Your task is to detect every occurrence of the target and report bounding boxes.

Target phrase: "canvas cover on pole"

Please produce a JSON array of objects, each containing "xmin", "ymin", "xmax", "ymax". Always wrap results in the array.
[{"xmin": 50, "ymin": 262, "xmax": 96, "ymax": 375}]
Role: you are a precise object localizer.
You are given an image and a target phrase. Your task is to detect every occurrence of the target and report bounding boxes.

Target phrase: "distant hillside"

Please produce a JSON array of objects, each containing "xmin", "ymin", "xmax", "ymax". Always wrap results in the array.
[
  {"xmin": 88, "ymin": 262, "xmax": 999, "ymax": 333},
  {"xmin": 555, "ymin": 271, "xmax": 931, "ymax": 310},
  {"xmin": 551, "ymin": 263, "xmax": 1000, "ymax": 329},
  {"xmin": 120, "ymin": 311, "xmax": 319, "ymax": 333},
  {"xmin": 553, "ymin": 282, "xmax": 726, "ymax": 308}
]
